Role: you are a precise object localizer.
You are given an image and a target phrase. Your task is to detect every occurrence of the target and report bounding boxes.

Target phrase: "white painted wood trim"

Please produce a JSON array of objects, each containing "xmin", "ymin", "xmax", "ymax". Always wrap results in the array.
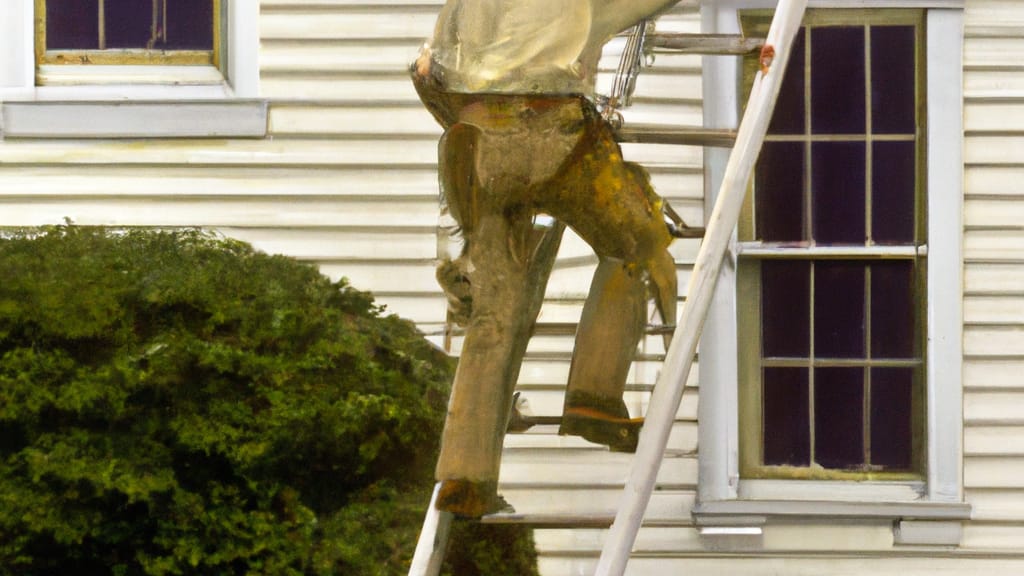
[
  {"xmin": 925, "ymin": 8, "xmax": 965, "ymax": 504},
  {"xmin": 738, "ymin": 479, "xmax": 926, "ymax": 501},
  {"xmin": 1, "ymin": 100, "xmax": 268, "ymax": 138},
  {"xmin": 894, "ymin": 520, "xmax": 964, "ymax": 546},
  {"xmin": 698, "ymin": 0, "xmax": 744, "ymax": 506},
  {"xmin": 0, "ymin": 0, "xmax": 33, "ymax": 91},
  {"xmin": 33, "ymin": 65, "xmax": 228, "ymax": 88},
  {"xmin": 227, "ymin": 0, "xmax": 260, "ymax": 98},
  {"xmin": 696, "ymin": 0, "xmax": 968, "ymax": 517},
  {"xmin": 694, "ymin": 499, "xmax": 972, "ymax": 521},
  {"xmin": 736, "ymin": 244, "xmax": 924, "ymax": 258}
]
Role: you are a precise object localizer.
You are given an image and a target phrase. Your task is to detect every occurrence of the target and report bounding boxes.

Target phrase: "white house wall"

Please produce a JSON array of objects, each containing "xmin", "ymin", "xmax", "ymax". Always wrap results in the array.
[
  {"xmin": 0, "ymin": 0, "xmax": 1023, "ymax": 574},
  {"xmin": 961, "ymin": 0, "xmax": 1024, "ymax": 560}
]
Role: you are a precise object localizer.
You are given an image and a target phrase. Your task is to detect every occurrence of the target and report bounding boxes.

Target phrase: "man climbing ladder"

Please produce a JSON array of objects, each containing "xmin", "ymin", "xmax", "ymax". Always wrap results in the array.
[
  {"xmin": 411, "ymin": 0, "xmax": 691, "ymax": 518},
  {"xmin": 410, "ymin": 0, "xmax": 809, "ymax": 573}
]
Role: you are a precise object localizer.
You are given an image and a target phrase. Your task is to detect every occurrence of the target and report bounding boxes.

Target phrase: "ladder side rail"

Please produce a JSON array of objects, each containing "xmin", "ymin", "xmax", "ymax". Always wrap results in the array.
[
  {"xmin": 593, "ymin": 0, "xmax": 808, "ymax": 574},
  {"xmin": 409, "ymin": 483, "xmax": 454, "ymax": 576}
]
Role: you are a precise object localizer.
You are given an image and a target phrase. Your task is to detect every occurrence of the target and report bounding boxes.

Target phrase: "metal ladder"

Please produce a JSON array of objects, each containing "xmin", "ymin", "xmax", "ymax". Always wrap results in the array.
[{"xmin": 410, "ymin": 1, "xmax": 807, "ymax": 573}]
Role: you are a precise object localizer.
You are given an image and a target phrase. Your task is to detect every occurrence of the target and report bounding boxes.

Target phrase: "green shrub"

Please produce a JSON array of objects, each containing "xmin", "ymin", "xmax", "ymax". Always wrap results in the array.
[{"xmin": 0, "ymin": 225, "xmax": 537, "ymax": 576}]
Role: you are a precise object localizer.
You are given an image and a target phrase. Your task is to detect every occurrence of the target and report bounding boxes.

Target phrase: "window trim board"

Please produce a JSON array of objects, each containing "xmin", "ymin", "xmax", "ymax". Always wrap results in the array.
[
  {"xmin": 0, "ymin": 0, "xmax": 35, "ymax": 90},
  {"xmin": 923, "ymin": 7, "xmax": 965, "ymax": 504},
  {"xmin": 695, "ymin": 2, "xmax": 966, "ymax": 535}
]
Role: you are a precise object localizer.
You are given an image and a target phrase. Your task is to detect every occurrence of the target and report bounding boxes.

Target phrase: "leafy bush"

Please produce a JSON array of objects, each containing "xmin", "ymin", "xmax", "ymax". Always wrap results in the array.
[{"xmin": 0, "ymin": 226, "xmax": 537, "ymax": 576}]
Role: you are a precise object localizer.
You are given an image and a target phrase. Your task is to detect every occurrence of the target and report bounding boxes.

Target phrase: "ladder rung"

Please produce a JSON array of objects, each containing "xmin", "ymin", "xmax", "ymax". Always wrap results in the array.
[
  {"xmin": 522, "ymin": 351, "xmax": 667, "ymax": 363},
  {"xmin": 531, "ymin": 322, "xmax": 676, "ymax": 337},
  {"xmin": 647, "ymin": 32, "xmax": 765, "ymax": 55},
  {"xmin": 615, "ymin": 124, "xmax": 737, "ymax": 148},
  {"xmin": 515, "ymin": 383, "xmax": 657, "ymax": 393},
  {"xmin": 480, "ymin": 512, "xmax": 691, "ymax": 528},
  {"xmin": 480, "ymin": 513, "xmax": 615, "ymax": 528}
]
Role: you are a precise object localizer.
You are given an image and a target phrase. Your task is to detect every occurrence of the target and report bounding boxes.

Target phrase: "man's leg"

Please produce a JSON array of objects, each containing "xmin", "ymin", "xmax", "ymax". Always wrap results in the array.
[
  {"xmin": 543, "ymin": 111, "xmax": 678, "ymax": 451},
  {"xmin": 560, "ymin": 257, "xmax": 647, "ymax": 451},
  {"xmin": 434, "ymin": 211, "xmax": 563, "ymax": 516},
  {"xmin": 432, "ymin": 118, "xmax": 567, "ymax": 516}
]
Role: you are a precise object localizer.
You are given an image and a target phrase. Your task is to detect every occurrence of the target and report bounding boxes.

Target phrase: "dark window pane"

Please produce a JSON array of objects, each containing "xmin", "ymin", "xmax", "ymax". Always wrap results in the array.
[
  {"xmin": 764, "ymin": 367, "xmax": 810, "ymax": 466},
  {"xmin": 756, "ymin": 142, "xmax": 806, "ymax": 242},
  {"xmin": 812, "ymin": 27, "xmax": 866, "ymax": 134},
  {"xmin": 104, "ymin": 0, "xmax": 214, "ymax": 50},
  {"xmin": 812, "ymin": 142, "xmax": 866, "ymax": 244},
  {"xmin": 814, "ymin": 367, "xmax": 864, "ymax": 469},
  {"xmin": 872, "ymin": 141, "xmax": 916, "ymax": 244},
  {"xmin": 166, "ymin": 0, "xmax": 215, "ymax": 50},
  {"xmin": 768, "ymin": 28, "xmax": 806, "ymax": 135},
  {"xmin": 106, "ymin": 1, "xmax": 152, "ymax": 49},
  {"xmin": 762, "ymin": 261, "xmax": 811, "ymax": 357},
  {"xmin": 871, "ymin": 261, "xmax": 916, "ymax": 359},
  {"xmin": 871, "ymin": 26, "xmax": 916, "ymax": 134},
  {"xmin": 814, "ymin": 262, "xmax": 866, "ymax": 358},
  {"xmin": 870, "ymin": 367, "xmax": 913, "ymax": 469},
  {"xmin": 47, "ymin": 0, "xmax": 100, "ymax": 49}
]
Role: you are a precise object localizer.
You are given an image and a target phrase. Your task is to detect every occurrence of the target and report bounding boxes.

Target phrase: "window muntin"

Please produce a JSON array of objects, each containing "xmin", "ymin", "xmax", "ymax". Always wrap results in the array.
[
  {"xmin": 36, "ymin": 0, "xmax": 219, "ymax": 66},
  {"xmin": 737, "ymin": 10, "xmax": 926, "ymax": 481}
]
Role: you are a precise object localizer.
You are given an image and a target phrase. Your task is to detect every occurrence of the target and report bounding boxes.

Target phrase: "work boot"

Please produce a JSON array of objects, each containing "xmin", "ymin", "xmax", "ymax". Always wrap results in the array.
[
  {"xmin": 435, "ymin": 479, "xmax": 514, "ymax": 518},
  {"xmin": 559, "ymin": 391, "xmax": 643, "ymax": 452}
]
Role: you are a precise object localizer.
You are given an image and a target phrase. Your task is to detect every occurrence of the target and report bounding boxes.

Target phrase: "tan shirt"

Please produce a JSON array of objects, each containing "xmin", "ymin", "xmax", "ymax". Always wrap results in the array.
[{"xmin": 419, "ymin": 0, "xmax": 680, "ymax": 95}]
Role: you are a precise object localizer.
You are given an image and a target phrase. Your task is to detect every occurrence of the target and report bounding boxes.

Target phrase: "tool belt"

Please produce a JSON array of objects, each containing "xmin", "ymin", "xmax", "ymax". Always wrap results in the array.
[{"xmin": 411, "ymin": 57, "xmax": 597, "ymax": 131}]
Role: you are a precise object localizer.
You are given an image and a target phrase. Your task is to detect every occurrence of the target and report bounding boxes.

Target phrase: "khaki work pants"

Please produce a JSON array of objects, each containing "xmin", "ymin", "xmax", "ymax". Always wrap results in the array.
[{"xmin": 414, "ymin": 69, "xmax": 677, "ymax": 509}]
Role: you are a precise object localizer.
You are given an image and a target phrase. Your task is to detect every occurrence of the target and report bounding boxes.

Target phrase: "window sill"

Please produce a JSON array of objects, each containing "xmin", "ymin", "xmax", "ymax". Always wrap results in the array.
[
  {"xmin": 0, "ymin": 66, "xmax": 268, "ymax": 139},
  {"xmin": 35, "ymin": 65, "xmax": 229, "ymax": 90},
  {"xmin": 0, "ymin": 98, "xmax": 268, "ymax": 139},
  {"xmin": 692, "ymin": 492, "xmax": 971, "ymax": 548},
  {"xmin": 693, "ymin": 498, "xmax": 971, "ymax": 522}
]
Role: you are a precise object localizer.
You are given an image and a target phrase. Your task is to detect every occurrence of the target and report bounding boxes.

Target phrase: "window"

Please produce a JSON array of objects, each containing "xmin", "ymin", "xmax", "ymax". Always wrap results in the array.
[
  {"xmin": 38, "ymin": 0, "xmax": 218, "ymax": 66},
  {"xmin": 694, "ymin": 0, "xmax": 969, "ymax": 543},
  {"xmin": 737, "ymin": 11, "xmax": 926, "ymax": 481},
  {"xmin": 0, "ymin": 0, "xmax": 263, "ymax": 139}
]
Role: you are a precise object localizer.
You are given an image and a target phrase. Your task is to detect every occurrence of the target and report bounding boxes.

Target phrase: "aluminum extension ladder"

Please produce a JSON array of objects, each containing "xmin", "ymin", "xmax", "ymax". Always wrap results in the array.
[{"xmin": 410, "ymin": 1, "xmax": 808, "ymax": 574}]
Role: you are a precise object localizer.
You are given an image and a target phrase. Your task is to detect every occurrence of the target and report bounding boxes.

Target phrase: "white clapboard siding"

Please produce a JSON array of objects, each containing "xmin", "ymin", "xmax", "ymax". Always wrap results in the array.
[
  {"xmin": 964, "ymin": 426, "xmax": 1024, "ymax": 456},
  {"xmin": 515, "ymin": 358, "xmax": 700, "ymax": 388},
  {"xmin": 967, "ymin": 165, "xmax": 1024, "ymax": 195},
  {"xmin": 0, "ymin": 138, "xmax": 439, "ymax": 166},
  {"xmin": 965, "ymin": 229, "xmax": 1024, "ymax": 262},
  {"xmin": 498, "ymin": 488, "xmax": 697, "ymax": 524},
  {"xmin": 961, "ymin": 0, "xmax": 1024, "ymax": 563},
  {"xmin": 500, "ymin": 449, "xmax": 697, "ymax": 490},
  {"xmin": 965, "ymin": 358, "xmax": 1024, "ymax": 389},
  {"xmin": 503, "ymin": 421, "xmax": 699, "ymax": 455},
  {"xmin": 965, "ymin": 457, "xmax": 1024, "ymax": 490},
  {"xmin": 518, "ymin": 388, "xmax": 699, "ymax": 423},
  {"xmin": 536, "ymin": 521, "xmax": 897, "ymax": 556},
  {"xmin": 0, "ymin": 166, "xmax": 442, "ymax": 197},
  {"xmin": 535, "ymin": 526, "xmax": 704, "ymax": 555},
  {"xmin": 540, "ymin": 557, "xmax": 1024, "ymax": 576},
  {"xmin": 966, "ymin": 488, "xmax": 1024, "ymax": 521}
]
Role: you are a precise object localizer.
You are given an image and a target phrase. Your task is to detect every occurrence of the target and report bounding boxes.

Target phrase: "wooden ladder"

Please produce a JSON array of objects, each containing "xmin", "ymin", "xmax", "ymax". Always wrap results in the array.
[{"xmin": 410, "ymin": 1, "xmax": 807, "ymax": 574}]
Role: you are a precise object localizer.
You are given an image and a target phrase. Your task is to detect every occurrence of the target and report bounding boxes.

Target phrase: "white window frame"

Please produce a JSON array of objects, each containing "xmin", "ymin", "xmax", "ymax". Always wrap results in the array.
[
  {"xmin": 694, "ymin": 0, "xmax": 969, "ymax": 545},
  {"xmin": 0, "ymin": 0, "xmax": 265, "ymax": 138}
]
